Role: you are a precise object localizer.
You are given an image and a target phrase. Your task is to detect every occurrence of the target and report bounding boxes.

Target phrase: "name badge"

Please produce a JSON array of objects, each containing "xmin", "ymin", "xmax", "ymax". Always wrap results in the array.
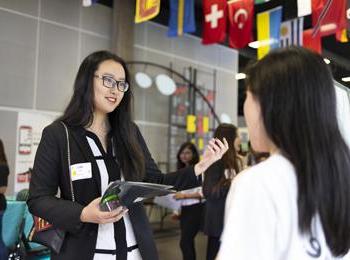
[{"xmin": 70, "ymin": 163, "xmax": 92, "ymax": 181}]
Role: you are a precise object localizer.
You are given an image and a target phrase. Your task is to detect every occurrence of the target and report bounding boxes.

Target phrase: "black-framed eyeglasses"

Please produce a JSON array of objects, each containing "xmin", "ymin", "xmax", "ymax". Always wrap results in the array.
[{"xmin": 94, "ymin": 75, "xmax": 129, "ymax": 92}]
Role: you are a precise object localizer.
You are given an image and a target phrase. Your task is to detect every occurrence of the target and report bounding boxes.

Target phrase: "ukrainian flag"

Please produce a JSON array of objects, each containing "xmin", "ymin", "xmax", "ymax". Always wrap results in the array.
[
  {"xmin": 257, "ymin": 6, "xmax": 282, "ymax": 59},
  {"xmin": 168, "ymin": 0, "xmax": 196, "ymax": 37}
]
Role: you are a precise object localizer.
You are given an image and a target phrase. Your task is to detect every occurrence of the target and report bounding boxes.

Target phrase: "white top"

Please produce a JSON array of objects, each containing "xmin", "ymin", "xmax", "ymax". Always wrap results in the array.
[{"xmin": 217, "ymin": 154, "xmax": 350, "ymax": 260}]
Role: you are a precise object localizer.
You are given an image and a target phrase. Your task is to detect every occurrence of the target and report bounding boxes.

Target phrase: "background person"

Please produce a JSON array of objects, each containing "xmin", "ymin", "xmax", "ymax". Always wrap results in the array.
[
  {"xmin": 173, "ymin": 142, "xmax": 204, "ymax": 260},
  {"xmin": 202, "ymin": 124, "xmax": 243, "ymax": 260},
  {"xmin": 0, "ymin": 139, "xmax": 9, "ymax": 259}
]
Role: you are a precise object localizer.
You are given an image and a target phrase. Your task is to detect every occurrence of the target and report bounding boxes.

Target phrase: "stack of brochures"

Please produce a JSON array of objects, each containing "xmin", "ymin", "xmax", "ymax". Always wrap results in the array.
[{"xmin": 100, "ymin": 181, "xmax": 175, "ymax": 211}]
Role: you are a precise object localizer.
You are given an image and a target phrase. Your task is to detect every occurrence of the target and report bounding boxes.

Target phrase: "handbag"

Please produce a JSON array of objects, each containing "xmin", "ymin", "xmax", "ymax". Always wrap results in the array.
[{"xmin": 28, "ymin": 122, "xmax": 75, "ymax": 254}]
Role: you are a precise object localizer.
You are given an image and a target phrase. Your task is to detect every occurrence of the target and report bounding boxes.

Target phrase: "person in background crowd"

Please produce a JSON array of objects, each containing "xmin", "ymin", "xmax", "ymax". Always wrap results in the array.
[
  {"xmin": 173, "ymin": 142, "xmax": 204, "ymax": 260},
  {"xmin": 0, "ymin": 139, "xmax": 9, "ymax": 259},
  {"xmin": 202, "ymin": 124, "xmax": 243, "ymax": 260},
  {"xmin": 28, "ymin": 50, "xmax": 228, "ymax": 260},
  {"xmin": 217, "ymin": 47, "xmax": 350, "ymax": 259},
  {"xmin": 246, "ymin": 141, "xmax": 269, "ymax": 166}
]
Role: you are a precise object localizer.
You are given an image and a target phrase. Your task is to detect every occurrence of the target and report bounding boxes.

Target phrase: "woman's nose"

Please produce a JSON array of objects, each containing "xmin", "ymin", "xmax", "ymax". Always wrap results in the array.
[{"xmin": 110, "ymin": 87, "xmax": 116, "ymax": 94}]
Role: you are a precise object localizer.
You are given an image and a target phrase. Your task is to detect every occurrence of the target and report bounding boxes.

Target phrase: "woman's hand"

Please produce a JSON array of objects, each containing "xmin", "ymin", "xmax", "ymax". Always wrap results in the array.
[
  {"xmin": 80, "ymin": 197, "xmax": 128, "ymax": 224},
  {"xmin": 194, "ymin": 138, "xmax": 229, "ymax": 175}
]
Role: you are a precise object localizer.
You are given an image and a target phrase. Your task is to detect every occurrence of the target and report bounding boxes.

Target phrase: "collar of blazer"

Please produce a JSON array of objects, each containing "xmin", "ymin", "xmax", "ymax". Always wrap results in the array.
[{"xmin": 66, "ymin": 125, "xmax": 102, "ymax": 195}]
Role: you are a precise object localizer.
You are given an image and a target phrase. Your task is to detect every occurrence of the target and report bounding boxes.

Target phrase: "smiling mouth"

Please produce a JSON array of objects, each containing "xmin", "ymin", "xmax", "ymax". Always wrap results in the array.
[{"xmin": 106, "ymin": 97, "xmax": 117, "ymax": 103}]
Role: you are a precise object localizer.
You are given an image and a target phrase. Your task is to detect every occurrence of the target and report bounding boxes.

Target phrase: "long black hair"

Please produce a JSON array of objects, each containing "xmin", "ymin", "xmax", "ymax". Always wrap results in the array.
[
  {"xmin": 214, "ymin": 124, "xmax": 242, "ymax": 174},
  {"xmin": 203, "ymin": 124, "xmax": 242, "ymax": 195},
  {"xmin": 245, "ymin": 47, "xmax": 350, "ymax": 256},
  {"xmin": 58, "ymin": 50, "xmax": 145, "ymax": 180},
  {"xmin": 176, "ymin": 142, "xmax": 199, "ymax": 170}
]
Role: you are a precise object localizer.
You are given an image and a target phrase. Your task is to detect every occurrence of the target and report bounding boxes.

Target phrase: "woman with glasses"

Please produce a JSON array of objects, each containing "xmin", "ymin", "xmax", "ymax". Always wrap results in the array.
[{"xmin": 27, "ymin": 51, "xmax": 228, "ymax": 260}]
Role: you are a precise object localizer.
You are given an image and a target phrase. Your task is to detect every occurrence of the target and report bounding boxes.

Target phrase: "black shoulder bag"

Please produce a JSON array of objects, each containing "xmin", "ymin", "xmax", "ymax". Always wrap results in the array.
[{"xmin": 28, "ymin": 122, "xmax": 75, "ymax": 254}]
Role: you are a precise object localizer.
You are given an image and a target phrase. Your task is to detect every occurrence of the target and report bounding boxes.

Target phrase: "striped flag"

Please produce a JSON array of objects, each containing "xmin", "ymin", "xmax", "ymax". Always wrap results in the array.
[
  {"xmin": 257, "ymin": 6, "xmax": 283, "ymax": 59},
  {"xmin": 280, "ymin": 17, "xmax": 304, "ymax": 47},
  {"xmin": 168, "ymin": 0, "xmax": 196, "ymax": 37},
  {"xmin": 82, "ymin": 0, "xmax": 98, "ymax": 7}
]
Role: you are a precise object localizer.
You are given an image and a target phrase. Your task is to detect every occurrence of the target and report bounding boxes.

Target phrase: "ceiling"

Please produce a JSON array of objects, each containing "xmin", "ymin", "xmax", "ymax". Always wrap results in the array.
[{"xmin": 101, "ymin": 0, "xmax": 350, "ymax": 88}]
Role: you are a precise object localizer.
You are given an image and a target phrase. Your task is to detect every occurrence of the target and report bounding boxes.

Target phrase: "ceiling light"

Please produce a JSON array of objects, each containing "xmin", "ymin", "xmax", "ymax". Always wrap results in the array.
[
  {"xmin": 220, "ymin": 113, "xmax": 232, "ymax": 124},
  {"xmin": 155, "ymin": 74, "xmax": 176, "ymax": 95},
  {"xmin": 235, "ymin": 73, "xmax": 246, "ymax": 80},
  {"xmin": 248, "ymin": 39, "xmax": 279, "ymax": 49},
  {"xmin": 135, "ymin": 72, "xmax": 152, "ymax": 89},
  {"xmin": 323, "ymin": 58, "xmax": 330, "ymax": 64},
  {"xmin": 341, "ymin": 77, "xmax": 350, "ymax": 82}
]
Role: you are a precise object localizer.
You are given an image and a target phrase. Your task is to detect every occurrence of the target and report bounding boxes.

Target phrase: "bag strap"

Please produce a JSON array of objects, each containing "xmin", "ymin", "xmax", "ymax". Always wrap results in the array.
[{"xmin": 60, "ymin": 121, "xmax": 75, "ymax": 202}]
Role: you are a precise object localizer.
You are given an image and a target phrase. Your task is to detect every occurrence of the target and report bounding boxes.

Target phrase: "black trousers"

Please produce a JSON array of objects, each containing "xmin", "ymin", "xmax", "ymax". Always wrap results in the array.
[
  {"xmin": 206, "ymin": 236, "xmax": 221, "ymax": 260},
  {"xmin": 179, "ymin": 203, "xmax": 204, "ymax": 260}
]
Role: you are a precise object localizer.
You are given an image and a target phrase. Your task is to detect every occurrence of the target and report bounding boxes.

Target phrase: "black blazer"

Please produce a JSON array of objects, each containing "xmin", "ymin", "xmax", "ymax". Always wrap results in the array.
[
  {"xmin": 28, "ymin": 121, "xmax": 198, "ymax": 260},
  {"xmin": 202, "ymin": 160, "xmax": 230, "ymax": 237}
]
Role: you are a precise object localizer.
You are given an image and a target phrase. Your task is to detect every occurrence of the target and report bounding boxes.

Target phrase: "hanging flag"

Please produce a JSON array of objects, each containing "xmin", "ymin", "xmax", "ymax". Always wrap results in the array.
[
  {"xmin": 303, "ymin": 29, "xmax": 322, "ymax": 54},
  {"xmin": 255, "ymin": 0, "xmax": 270, "ymax": 4},
  {"xmin": 311, "ymin": 0, "xmax": 347, "ymax": 41},
  {"xmin": 339, "ymin": 29, "xmax": 349, "ymax": 42},
  {"xmin": 346, "ymin": 0, "xmax": 350, "ymax": 38},
  {"xmin": 168, "ymin": 0, "xmax": 196, "ymax": 37},
  {"xmin": 280, "ymin": 17, "xmax": 304, "ymax": 47},
  {"xmin": 257, "ymin": 6, "xmax": 282, "ymax": 59},
  {"xmin": 82, "ymin": 0, "xmax": 98, "ymax": 7},
  {"xmin": 135, "ymin": 0, "xmax": 160, "ymax": 23},
  {"xmin": 202, "ymin": 0, "xmax": 227, "ymax": 44},
  {"xmin": 227, "ymin": 0, "xmax": 254, "ymax": 49},
  {"xmin": 283, "ymin": 0, "xmax": 312, "ymax": 19}
]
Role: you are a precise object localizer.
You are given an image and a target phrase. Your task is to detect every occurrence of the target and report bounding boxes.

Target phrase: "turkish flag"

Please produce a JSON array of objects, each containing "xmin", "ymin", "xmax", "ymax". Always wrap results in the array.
[
  {"xmin": 227, "ymin": 0, "xmax": 254, "ymax": 49},
  {"xmin": 311, "ymin": 0, "xmax": 347, "ymax": 41},
  {"xmin": 202, "ymin": 0, "xmax": 227, "ymax": 44},
  {"xmin": 303, "ymin": 29, "xmax": 322, "ymax": 54}
]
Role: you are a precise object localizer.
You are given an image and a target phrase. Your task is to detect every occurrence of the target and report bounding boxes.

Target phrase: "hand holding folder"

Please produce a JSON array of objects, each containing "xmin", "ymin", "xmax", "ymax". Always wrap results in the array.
[{"xmin": 100, "ymin": 181, "xmax": 175, "ymax": 211}]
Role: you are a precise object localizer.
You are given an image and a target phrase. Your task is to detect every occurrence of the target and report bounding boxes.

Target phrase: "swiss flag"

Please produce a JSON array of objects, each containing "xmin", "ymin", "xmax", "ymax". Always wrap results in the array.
[
  {"xmin": 202, "ymin": 0, "xmax": 227, "ymax": 44},
  {"xmin": 227, "ymin": 0, "xmax": 254, "ymax": 49},
  {"xmin": 311, "ymin": 0, "xmax": 347, "ymax": 41}
]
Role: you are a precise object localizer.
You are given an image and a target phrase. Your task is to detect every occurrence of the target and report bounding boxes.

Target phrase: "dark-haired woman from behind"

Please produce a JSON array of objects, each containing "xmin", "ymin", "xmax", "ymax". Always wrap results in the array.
[
  {"xmin": 173, "ymin": 142, "xmax": 204, "ymax": 260},
  {"xmin": 0, "ymin": 139, "xmax": 9, "ymax": 259},
  {"xmin": 217, "ymin": 47, "xmax": 350, "ymax": 259},
  {"xmin": 27, "ymin": 50, "xmax": 228, "ymax": 260},
  {"xmin": 202, "ymin": 124, "xmax": 243, "ymax": 260}
]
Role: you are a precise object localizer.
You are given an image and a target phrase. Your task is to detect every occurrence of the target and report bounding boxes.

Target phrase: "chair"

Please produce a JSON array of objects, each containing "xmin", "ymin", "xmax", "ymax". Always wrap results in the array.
[
  {"xmin": 2, "ymin": 201, "xmax": 26, "ymax": 249},
  {"xmin": 15, "ymin": 189, "xmax": 50, "ymax": 259}
]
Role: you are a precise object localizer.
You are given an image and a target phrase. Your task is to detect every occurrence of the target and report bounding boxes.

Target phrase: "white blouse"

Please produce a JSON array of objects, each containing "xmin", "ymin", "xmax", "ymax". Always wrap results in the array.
[{"xmin": 218, "ymin": 154, "xmax": 350, "ymax": 260}]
